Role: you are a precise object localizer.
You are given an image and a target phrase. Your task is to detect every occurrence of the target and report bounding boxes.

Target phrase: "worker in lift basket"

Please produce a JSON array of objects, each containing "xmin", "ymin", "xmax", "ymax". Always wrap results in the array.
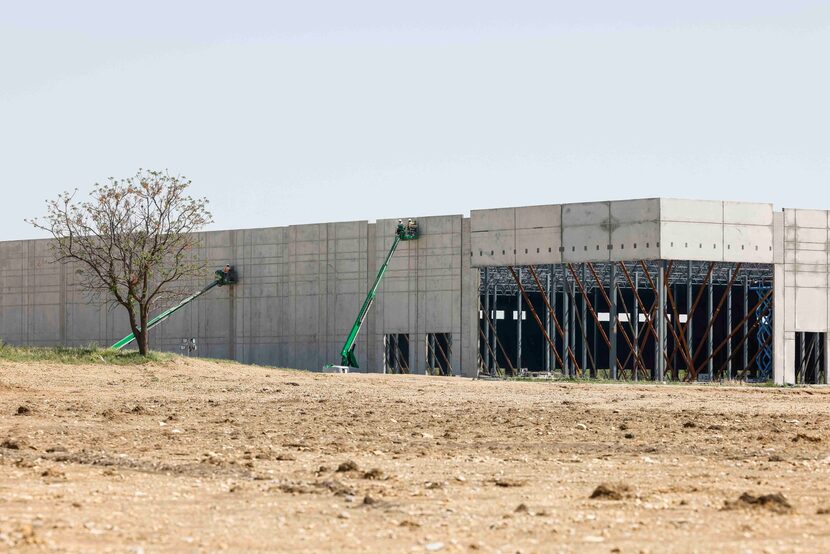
[
  {"xmin": 396, "ymin": 219, "xmax": 416, "ymax": 237},
  {"xmin": 215, "ymin": 264, "xmax": 236, "ymax": 286}
]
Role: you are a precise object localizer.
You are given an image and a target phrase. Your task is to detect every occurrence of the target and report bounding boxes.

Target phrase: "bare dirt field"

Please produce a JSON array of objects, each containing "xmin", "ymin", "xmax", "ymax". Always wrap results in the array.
[{"xmin": 2, "ymin": 358, "xmax": 830, "ymax": 553}]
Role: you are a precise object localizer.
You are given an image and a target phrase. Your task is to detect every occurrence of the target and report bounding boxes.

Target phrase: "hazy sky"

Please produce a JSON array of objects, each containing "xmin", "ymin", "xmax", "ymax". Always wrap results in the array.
[{"xmin": 2, "ymin": 1, "xmax": 828, "ymax": 240}]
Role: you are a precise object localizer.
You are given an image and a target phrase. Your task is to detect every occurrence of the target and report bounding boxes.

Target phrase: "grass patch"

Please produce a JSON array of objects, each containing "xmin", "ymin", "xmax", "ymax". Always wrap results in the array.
[{"xmin": 0, "ymin": 342, "xmax": 173, "ymax": 365}]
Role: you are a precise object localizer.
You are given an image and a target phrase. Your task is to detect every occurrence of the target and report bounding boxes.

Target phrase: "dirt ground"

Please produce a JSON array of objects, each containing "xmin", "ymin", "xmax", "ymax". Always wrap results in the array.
[{"xmin": 2, "ymin": 359, "xmax": 830, "ymax": 553}]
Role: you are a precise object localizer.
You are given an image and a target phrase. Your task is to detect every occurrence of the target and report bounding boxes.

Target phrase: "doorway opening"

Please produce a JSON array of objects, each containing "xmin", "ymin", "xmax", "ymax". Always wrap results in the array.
[
  {"xmin": 384, "ymin": 333, "xmax": 410, "ymax": 374},
  {"xmin": 426, "ymin": 333, "xmax": 453, "ymax": 376},
  {"xmin": 795, "ymin": 332, "xmax": 825, "ymax": 384}
]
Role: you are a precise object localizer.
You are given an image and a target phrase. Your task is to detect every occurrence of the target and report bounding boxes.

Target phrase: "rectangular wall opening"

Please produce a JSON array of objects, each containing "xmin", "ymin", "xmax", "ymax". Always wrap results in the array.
[
  {"xmin": 384, "ymin": 333, "xmax": 410, "ymax": 374},
  {"xmin": 426, "ymin": 332, "xmax": 453, "ymax": 376},
  {"xmin": 795, "ymin": 332, "xmax": 826, "ymax": 385}
]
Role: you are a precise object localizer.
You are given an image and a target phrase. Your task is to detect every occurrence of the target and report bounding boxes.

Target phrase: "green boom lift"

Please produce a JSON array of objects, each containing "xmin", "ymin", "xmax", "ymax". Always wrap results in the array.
[
  {"xmin": 325, "ymin": 219, "xmax": 419, "ymax": 372},
  {"xmin": 110, "ymin": 266, "xmax": 237, "ymax": 350}
]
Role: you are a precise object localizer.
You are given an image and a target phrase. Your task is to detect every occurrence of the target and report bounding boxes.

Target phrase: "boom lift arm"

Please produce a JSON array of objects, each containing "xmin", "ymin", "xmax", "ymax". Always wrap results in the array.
[
  {"xmin": 333, "ymin": 220, "xmax": 418, "ymax": 369},
  {"xmin": 110, "ymin": 266, "xmax": 237, "ymax": 350}
]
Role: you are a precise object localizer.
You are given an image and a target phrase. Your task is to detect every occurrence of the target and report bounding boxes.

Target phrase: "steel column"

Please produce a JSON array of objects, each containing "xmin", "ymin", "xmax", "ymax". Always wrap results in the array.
[
  {"xmin": 726, "ymin": 268, "xmax": 733, "ymax": 380},
  {"xmin": 799, "ymin": 333, "xmax": 806, "ymax": 382},
  {"xmin": 672, "ymin": 283, "xmax": 679, "ymax": 376},
  {"xmin": 570, "ymin": 278, "xmax": 576, "ymax": 374},
  {"xmin": 551, "ymin": 275, "xmax": 558, "ymax": 371},
  {"xmin": 657, "ymin": 261, "xmax": 666, "ymax": 381},
  {"xmin": 592, "ymin": 288, "xmax": 598, "ymax": 378},
  {"xmin": 516, "ymin": 268, "xmax": 522, "ymax": 373},
  {"xmin": 633, "ymin": 269, "xmax": 640, "ymax": 381},
  {"xmin": 563, "ymin": 278, "xmax": 570, "ymax": 376},
  {"xmin": 581, "ymin": 265, "xmax": 588, "ymax": 372},
  {"xmin": 493, "ymin": 285, "xmax": 499, "ymax": 374},
  {"xmin": 545, "ymin": 272, "xmax": 551, "ymax": 372},
  {"xmin": 686, "ymin": 261, "xmax": 693, "ymax": 372},
  {"xmin": 484, "ymin": 268, "xmax": 490, "ymax": 372},
  {"xmin": 825, "ymin": 334, "xmax": 830, "ymax": 386},
  {"xmin": 707, "ymin": 278, "xmax": 713, "ymax": 379},
  {"xmin": 813, "ymin": 333, "xmax": 821, "ymax": 382},
  {"xmin": 609, "ymin": 263, "xmax": 618, "ymax": 380},
  {"xmin": 743, "ymin": 275, "xmax": 749, "ymax": 372}
]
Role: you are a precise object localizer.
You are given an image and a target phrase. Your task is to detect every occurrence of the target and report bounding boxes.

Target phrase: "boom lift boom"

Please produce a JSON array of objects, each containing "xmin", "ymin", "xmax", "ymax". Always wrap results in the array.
[
  {"xmin": 326, "ymin": 219, "xmax": 418, "ymax": 372},
  {"xmin": 110, "ymin": 266, "xmax": 237, "ymax": 350}
]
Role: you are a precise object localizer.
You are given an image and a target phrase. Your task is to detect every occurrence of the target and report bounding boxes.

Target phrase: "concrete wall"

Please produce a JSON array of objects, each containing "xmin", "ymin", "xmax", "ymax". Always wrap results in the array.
[
  {"xmin": 132, "ymin": 222, "xmax": 374, "ymax": 368},
  {"xmin": 776, "ymin": 208, "xmax": 830, "ymax": 384},
  {"xmin": 0, "ymin": 217, "xmax": 475, "ymax": 376},
  {"xmin": 660, "ymin": 199, "xmax": 773, "ymax": 263},
  {"xmin": 470, "ymin": 198, "xmax": 774, "ymax": 267},
  {"xmin": 0, "ymin": 239, "xmax": 133, "ymax": 347},
  {"xmin": 367, "ymin": 215, "xmax": 477, "ymax": 376}
]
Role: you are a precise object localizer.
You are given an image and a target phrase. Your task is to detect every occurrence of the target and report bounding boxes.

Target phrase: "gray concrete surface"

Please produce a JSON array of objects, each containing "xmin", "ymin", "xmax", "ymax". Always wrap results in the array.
[
  {"xmin": 775, "ymin": 208, "xmax": 830, "ymax": 384},
  {"xmin": 470, "ymin": 198, "xmax": 774, "ymax": 267}
]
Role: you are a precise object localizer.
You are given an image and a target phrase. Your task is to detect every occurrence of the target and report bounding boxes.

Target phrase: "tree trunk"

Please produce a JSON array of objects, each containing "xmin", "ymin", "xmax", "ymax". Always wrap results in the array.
[
  {"xmin": 137, "ymin": 306, "xmax": 149, "ymax": 356},
  {"xmin": 125, "ymin": 307, "xmax": 142, "ymax": 355}
]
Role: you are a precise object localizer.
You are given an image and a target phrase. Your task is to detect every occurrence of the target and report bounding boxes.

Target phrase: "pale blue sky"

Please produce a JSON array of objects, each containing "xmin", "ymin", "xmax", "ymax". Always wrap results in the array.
[{"xmin": 2, "ymin": 1, "xmax": 828, "ymax": 240}]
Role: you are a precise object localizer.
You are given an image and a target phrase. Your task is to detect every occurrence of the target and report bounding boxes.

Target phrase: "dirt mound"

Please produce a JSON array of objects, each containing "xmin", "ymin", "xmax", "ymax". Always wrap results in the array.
[
  {"xmin": 337, "ymin": 460, "xmax": 359, "ymax": 472},
  {"xmin": 723, "ymin": 492, "xmax": 793, "ymax": 514},
  {"xmin": 590, "ymin": 483, "xmax": 630, "ymax": 500},
  {"xmin": 1, "ymin": 438, "xmax": 23, "ymax": 450},
  {"xmin": 493, "ymin": 478, "xmax": 526, "ymax": 488}
]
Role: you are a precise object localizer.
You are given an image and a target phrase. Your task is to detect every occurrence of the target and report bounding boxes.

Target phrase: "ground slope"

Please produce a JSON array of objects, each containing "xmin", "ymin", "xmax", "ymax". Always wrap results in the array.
[{"xmin": 1, "ymin": 358, "xmax": 830, "ymax": 552}]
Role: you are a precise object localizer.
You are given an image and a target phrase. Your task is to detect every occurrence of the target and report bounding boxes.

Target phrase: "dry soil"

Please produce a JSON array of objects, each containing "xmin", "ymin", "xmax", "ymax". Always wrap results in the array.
[{"xmin": 2, "ymin": 358, "xmax": 830, "ymax": 553}]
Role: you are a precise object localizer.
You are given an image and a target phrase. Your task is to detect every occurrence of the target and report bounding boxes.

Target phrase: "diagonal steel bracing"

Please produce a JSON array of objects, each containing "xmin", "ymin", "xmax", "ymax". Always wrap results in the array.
[{"xmin": 478, "ymin": 260, "xmax": 773, "ymax": 381}]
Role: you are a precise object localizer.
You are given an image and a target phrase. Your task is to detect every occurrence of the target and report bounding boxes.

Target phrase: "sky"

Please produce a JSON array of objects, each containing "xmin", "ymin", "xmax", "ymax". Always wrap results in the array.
[{"xmin": 1, "ymin": 0, "xmax": 828, "ymax": 240}]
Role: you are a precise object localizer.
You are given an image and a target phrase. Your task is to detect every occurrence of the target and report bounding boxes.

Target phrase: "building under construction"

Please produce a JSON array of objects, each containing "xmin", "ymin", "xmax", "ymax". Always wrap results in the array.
[{"xmin": 0, "ymin": 198, "xmax": 828, "ymax": 385}]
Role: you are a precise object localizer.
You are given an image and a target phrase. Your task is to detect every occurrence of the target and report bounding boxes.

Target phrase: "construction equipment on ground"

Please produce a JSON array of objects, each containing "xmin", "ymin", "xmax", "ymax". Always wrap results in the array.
[
  {"xmin": 324, "ymin": 219, "xmax": 419, "ymax": 372},
  {"xmin": 110, "ymin": 265, "xmax": 237, "ymax": 350}
]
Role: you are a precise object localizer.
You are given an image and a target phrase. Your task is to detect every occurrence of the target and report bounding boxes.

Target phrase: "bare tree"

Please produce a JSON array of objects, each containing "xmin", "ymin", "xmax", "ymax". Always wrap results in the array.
[{"xmin": 29, "ymin": 170, "xmax": 212, "ymax": 355}]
